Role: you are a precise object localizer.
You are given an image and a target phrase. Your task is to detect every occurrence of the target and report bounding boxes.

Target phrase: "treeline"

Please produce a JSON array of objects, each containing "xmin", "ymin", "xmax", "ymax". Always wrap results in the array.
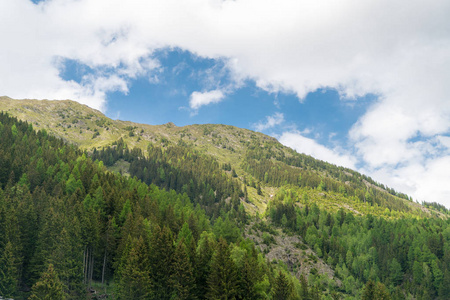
[
  {"xmin": 423, "ymin": 201, "xmax": 450, "ymax": 215},
  {"xmin": 242, "ymin": 141, "xmax": 415, "ymax": 214},
  {"xmin": 0, "ymin": 112, "xmax": 320, "ymax": 299},
  {"xmin": 91, "ymin": 139, "xmax": 245, "ymax": 219},
  {"xmin": 243, "ymin": 138, "xmax": 410, "ymax": 201},
  {"xmin": 268, "ymin": 190, "xmax": 450, "ymax": 299}
]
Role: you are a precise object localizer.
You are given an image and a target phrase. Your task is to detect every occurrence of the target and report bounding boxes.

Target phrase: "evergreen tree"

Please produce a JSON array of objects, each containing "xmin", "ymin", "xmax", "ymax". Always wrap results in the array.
[
  {"xmin": 362, "ymin": 280, "xmax": 375, "ymax": 300},
  {"xmin": 207, "ymin": 238, "xmax": 238, "ymax": 300},
  {"xmin": 29, "ymin": 264, "xmax": 66, "ymax": 300},
  {"xmin": 298, "ymin": 274, "xmax": 309, "ymax": 299},
  {"xmin": 0, "ymin": 241, "xmax": 17, "ymax": 297},
  {"xmin": 171, "ymin": 241, "xmax": 196, "ymax": 300},
  {"xmin": 438, "ymin": 269, "xmax": 450, "ymax": 299},
  {"xmin": 389, "ymin": 258, "xmax": 403, "ymax": 286},
  {"xmin": 362, "ymin": 280, "xmax": 391, "ymax": 300},
  {"xmin": 116, "ymin": 236, "xmax": 152, "ymax": 300},
  {"xmin": 257, "ymin": 183, "xmax": 262, "ymax": 196},
  {"xmin": 149, "ymin": 226, "xmax": 175, "ymax": 300},
  {"xmin": 374, "ymin": 282, "xmax": 391, "ymax": 300},
  {"xmin": 236, "ymin": 251, "xmax": 259, "ymax": 300},
  {"xmin": 272, "ymin": 271, "xmax": 293, "ymax": 300},
  {"xmin": 50, "ymin": 225, "xmax": 84, "ymax": 298},
  {"xmin": 194, "ymin": 232, "xmax": 215, "ymax": 299}
]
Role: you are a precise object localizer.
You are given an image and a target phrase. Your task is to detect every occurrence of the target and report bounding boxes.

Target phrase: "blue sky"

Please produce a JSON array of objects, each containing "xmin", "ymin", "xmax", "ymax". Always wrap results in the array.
[
  {"xmin": 61, "ymin": 49, "xmax": 375, "ymax": 153},
  {"xmin": 2, "ymin": 0, "xmax": 450, "ymax": 207}
]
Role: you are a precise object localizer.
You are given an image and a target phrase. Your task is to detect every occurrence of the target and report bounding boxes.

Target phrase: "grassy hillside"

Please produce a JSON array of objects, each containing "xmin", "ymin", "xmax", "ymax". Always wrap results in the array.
[{"xmin": 1, "ymin": 96, "xmax": 445, "ymax": 220}]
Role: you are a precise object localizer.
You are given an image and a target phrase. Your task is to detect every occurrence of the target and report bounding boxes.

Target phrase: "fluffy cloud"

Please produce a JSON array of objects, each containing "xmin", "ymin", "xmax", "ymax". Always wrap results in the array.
[
  {"xmin": 189, "ymin": 89, "xmax": 225, "ymax": 110},
  {"xmin": 1, "ymin": 0, "xmax": 450, "ymax": 205},
  {"xmin": 253, "ymin": 112, "xmax": 284, "ymax": 131},
  {"xmin": 2, "ymin": 1, "xmax": 449, "ymax": 110},
  {"xmin": 279, "ymin": 132, "xmax": 357, "ymax": 170}
]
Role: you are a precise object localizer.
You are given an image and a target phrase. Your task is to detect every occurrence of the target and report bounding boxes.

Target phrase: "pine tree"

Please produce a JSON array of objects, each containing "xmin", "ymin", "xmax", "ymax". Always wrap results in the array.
[
  {"xmin": 0, "ymin": 241, "xmax": 17, "ymax": 298},
  {"xmin": 257, "ymin": 183, "xmax": 262, "ymax": 196},
  {"xmin": 438, "ymin": 269, "xmax": 450, "ymax": 299},
  {"xmin": 149, "ymin": 226, "xmax": 175, "ymax": 300},
  {"xmin": 300, "ymin": 274, "xmax": 309, "ymax": 300},
  {"xmin": 194, "ymin": 232, "xmax": 215, "ymax": 299},
  {"xmin": 362, "ymin": 280, "xmax": 391, "ymax": 300},
  {"xmin": 237, "ymin": 252, "xmax": 259, "ymax": 300},
  {"xmin": 29, "ymin": 264, "xmax": 66, "ymax": 300},
  {"xmin": 171, "ymin": 241, "xmax": 196, "ymax": 300},
  {"xmin": 374, "ymin": 282, "xmax": 391, "ymax": 300},
  {"xmin": 116, "ymin": 236, "xmax": 152, "ymax": 300},
  {"xmin": 272, "ymin": 271, "xmax": 293, "ymax": 300},
  {"xmin": 362, "ymin": 280, "xmax": 375, "ymax": 300},
  {"xmin": 207, "ymin": 238, "xmax": 238, "ymax": 300}
]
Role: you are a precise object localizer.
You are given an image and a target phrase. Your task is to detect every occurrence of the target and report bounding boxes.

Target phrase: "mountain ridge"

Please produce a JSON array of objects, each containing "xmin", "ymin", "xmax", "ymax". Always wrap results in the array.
[{"xmin": 1, "ymin": 96, "xmax": 446, "ymax": 219}]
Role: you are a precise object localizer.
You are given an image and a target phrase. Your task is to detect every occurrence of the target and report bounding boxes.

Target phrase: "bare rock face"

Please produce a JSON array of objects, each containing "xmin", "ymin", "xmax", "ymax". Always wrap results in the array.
[{"xmin": 245, "ymin": 222, "xmax": 341, "ymax": 287}]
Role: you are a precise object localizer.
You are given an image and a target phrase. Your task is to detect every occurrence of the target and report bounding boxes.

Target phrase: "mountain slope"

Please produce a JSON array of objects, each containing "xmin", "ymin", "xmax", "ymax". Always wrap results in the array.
[
  {"xmin": 1, "ymin": 96, "xmax": 444, "ymax": 219},
  {"xmin": 2, "ymin": 97, "xmax": 450, "ymax": 299},
  {"xmin": 0, "ymin": 112, "xmax": 314, "ymax": 299}
]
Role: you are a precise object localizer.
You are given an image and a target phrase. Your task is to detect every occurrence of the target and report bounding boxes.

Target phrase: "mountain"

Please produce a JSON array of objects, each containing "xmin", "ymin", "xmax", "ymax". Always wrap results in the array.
[
  {"xmin": 1, "ymin": 96, "xmax": 450, "ymax": 299},
  {"xmin": 0, "ymin": 96, "xmax": 444, "ymax": 219}
]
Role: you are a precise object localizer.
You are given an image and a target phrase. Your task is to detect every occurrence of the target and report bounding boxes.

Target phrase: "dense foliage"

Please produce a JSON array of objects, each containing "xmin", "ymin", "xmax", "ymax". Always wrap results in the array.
[
  {"xmin": 268, "ymin": 188, "xmax": 450, "ymax": 299},
  {"xmin": 91, "ymin": 139, "xmax": 245, "ymax": 219},
  {"xmin": 0, "ymin": 113, "xmax": 322, "ymax": 299}
]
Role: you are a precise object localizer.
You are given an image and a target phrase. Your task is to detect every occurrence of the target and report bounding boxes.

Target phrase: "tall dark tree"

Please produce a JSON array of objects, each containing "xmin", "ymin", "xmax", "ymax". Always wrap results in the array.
[
  {"xmin": 0, "ymin": 241, "xmax": 17, "ymax": 297},
  {"xmin": 272, "ymin": 271, "xmax": 294, "ymax": 300},
  {"xmin": 116, "ymin": 236, "xmax": 152, "ymax": 300},
  {"xmin": 300, "ymin": 274, "xmax": 309, "ymax": 300},
  {"xmin": 362, "ymin": 280, "xmax": 391, "ymax": 300},
  {"xmin": 29, "ymin": 264, "xmax": 66, "ymax": 300},
  {"xmin": 193, "ymin": 232, "xmax": 215, "ymax": 299},
  {"xmin": 236, "ymin": 252, "xmax": 259, "ymax": 300},
  {"xmin": 207, "ymin": 238, "xmax": 238, "ymax": 300},
  {"xmin": 171, "ymin": 240, "xmax": 196, "ymax": 300},
  {"xmin": 149, "ymin": 226, "xmax": 175, "ymax": 300}
]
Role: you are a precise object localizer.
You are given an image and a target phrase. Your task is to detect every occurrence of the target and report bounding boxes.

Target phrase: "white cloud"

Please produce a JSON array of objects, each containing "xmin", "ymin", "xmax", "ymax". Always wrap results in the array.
[
  {"xmin": 360, "ymin": 156, "xmax": 450, "ymax": 206},
  {"xmin": 189, "ymin": 89, "xmax": 225, "ymax": 110},
  {"xmin": 253, "ymin": 112, "xmax": 284, "ymax": 131},
  {"xmin": 279, "ymin": 131, "xmax": 357, "ymax": 170},
  {"xmin": 1, "ymin": 0, "xmax": 450, "ymax": 206}
]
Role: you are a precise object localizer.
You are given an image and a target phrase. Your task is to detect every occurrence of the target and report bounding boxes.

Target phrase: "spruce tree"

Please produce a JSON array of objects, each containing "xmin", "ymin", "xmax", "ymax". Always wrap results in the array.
[
  {"xmin": 300, "ymin": 274, "xmax": 309, "ymax": 300},
  {"xmin": 116, "ymin": 236, "xmax": 152, "ymax": 300},
  {"xmin": 0, "ymin": 241, "xmax": 17, "ymax": 298},
  {"xmin": 374, "ymin": 282, "xmax": 391, "ymax": 300},
  {"xmin": 207, "ymin": 238, "xmax": 238, "ymax": 300},
  {"xmin": 362, "ymin": 280, "xmax": 391, "ymax": 300},
  {"xmin": 237, "ymin": 256, "xmax": 258, "ymax": 300},
  {"xmin": 29, "ymin": 264, "xmax": 66, "ymax": 300},
  {"xmin": 194, "ymin": 232, "xmax": 215, "ymax": 299},
  {"xmin": 149, "ymin": 226, "xmax": 175, "ymax": 300},
  {"xmin": 171, "ymin": 240, "xmax": 196, "ymax": 300},
  {"xmin": 272, "ymin": 271, "xmax": 293, "ymax": 300},
  {"xmin": 362, "ymin": 280, "xmax": 375, "ymax": 300}
]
